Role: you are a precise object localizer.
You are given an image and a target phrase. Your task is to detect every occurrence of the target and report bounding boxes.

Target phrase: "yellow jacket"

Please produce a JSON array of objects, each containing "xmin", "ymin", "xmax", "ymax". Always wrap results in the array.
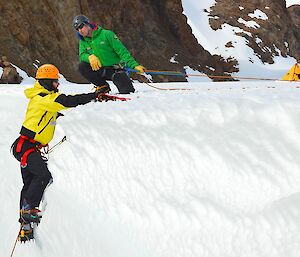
[
  {"xmin": 20, "ymin": 81, "xmax": 97, "ymax": 145},
  {"xmin": 21, "ymin": 81, "xmax": 67, "ymax": 145}
]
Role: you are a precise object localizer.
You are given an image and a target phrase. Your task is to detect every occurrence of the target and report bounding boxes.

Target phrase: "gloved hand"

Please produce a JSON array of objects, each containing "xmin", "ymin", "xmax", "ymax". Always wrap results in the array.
[
  {"xmin": 134, "ymin": 65, "xmax": 146, "ymax": 74},
  {"xmin": 96, "ymin": 93, "xmax": 116, "ymax": 102},
  {"xmin": 88, "ymin": 54, "xmax": 101, "ymax": 71}
]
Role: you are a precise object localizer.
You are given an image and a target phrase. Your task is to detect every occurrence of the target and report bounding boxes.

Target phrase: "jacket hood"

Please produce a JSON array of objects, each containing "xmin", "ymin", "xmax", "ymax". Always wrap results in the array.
[{"xmin": 24, "ymin": 81, "xmax": 52, "ymax": 99}]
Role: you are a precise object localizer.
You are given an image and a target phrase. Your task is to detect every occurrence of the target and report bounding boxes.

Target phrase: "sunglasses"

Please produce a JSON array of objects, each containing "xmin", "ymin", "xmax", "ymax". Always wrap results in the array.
[{"xmin": 76, "ymin": 23, "xmax": 85, "ymax": 31}]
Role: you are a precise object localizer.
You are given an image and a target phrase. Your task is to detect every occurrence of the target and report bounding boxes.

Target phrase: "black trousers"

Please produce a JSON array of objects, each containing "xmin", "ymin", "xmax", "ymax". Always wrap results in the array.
[
  {"xmin": 12, "ymin": 137, "xmax": 52, "ymax": 209},
  {"xmin": 78, "ymin": 62, "xmax": 135, "ymax": 94}
]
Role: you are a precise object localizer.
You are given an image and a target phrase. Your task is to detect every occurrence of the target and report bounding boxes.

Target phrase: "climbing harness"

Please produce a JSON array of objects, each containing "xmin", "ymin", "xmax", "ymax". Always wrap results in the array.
[{"xmin": 15, "ymin": 135, "xmax": 47, "ymax": 168}]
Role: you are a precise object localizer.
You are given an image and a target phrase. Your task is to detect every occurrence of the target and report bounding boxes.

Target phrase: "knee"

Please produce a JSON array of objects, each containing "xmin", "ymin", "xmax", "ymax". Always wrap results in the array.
[
  {"xmin": 112, "ymin": 71, "xmax": 135, "ymax": 94},
  {"xmin": 37, "ymin": 169, "xmax": 52, "ymax": 185},
  {"xmin": 112, "ymin": 71, "xmax": 129, "ymax": 83}
]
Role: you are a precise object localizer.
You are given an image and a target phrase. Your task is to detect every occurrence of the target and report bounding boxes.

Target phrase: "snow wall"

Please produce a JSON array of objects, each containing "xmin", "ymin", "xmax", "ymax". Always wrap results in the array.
[{"xmin": 2, "ymin": 82, "xmax": 300, "ymax": 257}]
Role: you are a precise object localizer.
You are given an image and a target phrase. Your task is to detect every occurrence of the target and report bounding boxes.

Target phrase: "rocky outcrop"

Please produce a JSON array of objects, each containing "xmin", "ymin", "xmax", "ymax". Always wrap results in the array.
[
  {"xmin": 209, "ymin": 0, "xmax": 300, "ymax": 64},
  {"xmin": 0, "ymin": 0, "xmax": 236, "ymax": 83},
  {"xmin": 0, "ymin": 1, "xmax": 80, "ymax": 82},
  {"xmin": 288, "ymin": 4, "xmax": 300, "ymax": 29},
  {"xmin": 0, "ymin": 56, "xmax": 23, "ymax": 84}
]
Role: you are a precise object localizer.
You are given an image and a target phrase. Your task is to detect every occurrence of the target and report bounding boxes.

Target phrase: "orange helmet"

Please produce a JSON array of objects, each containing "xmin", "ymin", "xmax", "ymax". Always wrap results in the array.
[{"xmin": 36, "ymin": 64, "xmax": 60, "ymax": 79}]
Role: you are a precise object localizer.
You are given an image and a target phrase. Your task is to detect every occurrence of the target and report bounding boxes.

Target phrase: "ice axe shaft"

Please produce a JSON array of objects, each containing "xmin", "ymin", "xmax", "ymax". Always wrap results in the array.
[{"xmin": 48, "ymin": 136, "xmax": 67, "ymax": 154}]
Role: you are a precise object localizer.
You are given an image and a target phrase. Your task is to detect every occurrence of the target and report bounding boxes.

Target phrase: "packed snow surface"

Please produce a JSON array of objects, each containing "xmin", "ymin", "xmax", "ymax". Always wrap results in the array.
[
  {"xmin": 2, "ymin": 80, "xmax": 300, "ymax": 257},
  {"xmin": 286, "ymin": 1, "xmax": 299, "ymax": 7},
  {"xmin": 248, "ymin": 10, "xmax": 268, "ymax": 20}
]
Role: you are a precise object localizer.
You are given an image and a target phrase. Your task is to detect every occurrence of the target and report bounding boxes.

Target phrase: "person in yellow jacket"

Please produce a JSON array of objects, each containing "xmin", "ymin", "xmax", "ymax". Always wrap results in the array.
[
  {"xmin": 11, "ymin": 64, "xmax": 105, "ymax": 242},
  {"xmin": 73, "ymin": 14, "xmax": 145, "ymax": 94}
]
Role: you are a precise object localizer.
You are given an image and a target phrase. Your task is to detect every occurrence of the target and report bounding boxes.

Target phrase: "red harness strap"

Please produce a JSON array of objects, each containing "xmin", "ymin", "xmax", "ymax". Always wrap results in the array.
[
  {"xmin": 16, "ymin": 135, "xmax": 44, "ymax": 168},
  {"xmin": 20, "ymin": 148, "xmax": 35, "ymax": 168},
  {"xmin": 16, "ymin": 135, "xmax": 38, "ymax": 153}
]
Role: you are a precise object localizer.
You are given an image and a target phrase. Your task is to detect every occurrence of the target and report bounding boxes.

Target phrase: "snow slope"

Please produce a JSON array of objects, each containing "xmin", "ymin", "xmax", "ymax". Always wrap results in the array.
[
  {"xmin": 2, "ymin": 80, "xmax": 300, "ymax": 257},
  {"xmin": 181, "ymin": 0, "xmax": 298, "ymax": 79}
]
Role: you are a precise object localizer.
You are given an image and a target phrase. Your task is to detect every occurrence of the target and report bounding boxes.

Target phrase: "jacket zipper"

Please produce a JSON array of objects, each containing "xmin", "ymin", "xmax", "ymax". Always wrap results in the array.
[{"xmin": 38, "ymin": 111, "xmax": 48, "ymax": 126}]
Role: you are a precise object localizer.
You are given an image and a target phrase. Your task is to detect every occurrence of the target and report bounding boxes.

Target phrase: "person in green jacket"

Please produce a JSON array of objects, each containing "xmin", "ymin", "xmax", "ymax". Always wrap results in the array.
[{"xmin": 73, "ymin": 14, "xmax": 145, "ymax": 94}]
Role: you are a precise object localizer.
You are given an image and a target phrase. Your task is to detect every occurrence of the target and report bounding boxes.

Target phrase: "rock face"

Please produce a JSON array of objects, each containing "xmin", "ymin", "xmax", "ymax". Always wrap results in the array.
[
  {"xmin": 1, "ymin": 1, "xmax": 80, "ymax": 82},
  {"xmin": 0, "ymin": 0, "xmax": 237, "ymax": 83},
  {"xmin": 209, "ymin": 0, "xmax": 300, "ymax": 64},
  {"xmin": 0, "ymin": 0, "xmax": 299, "ymax": 83},
  {"xmin": 288, "ymin": 4, "xmax": 300, "ymax": 29}
]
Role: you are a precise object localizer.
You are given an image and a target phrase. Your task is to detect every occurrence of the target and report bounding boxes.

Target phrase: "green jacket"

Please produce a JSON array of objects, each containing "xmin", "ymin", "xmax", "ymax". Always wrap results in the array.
[{"xmin": 79, "ymin": 26, "xmax": 139, "ymax": 69}]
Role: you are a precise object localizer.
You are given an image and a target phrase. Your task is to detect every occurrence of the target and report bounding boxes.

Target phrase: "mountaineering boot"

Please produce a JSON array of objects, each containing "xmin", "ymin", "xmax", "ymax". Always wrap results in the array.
[
  {"xmin": 20, "ymin": 201, "xmax": 42, "ymax": 224},
  {"xmin": 20, "ymin": 208, "xmax": 42, "ymax": 224},
  {"xmin": 19, "ymin": 223, "xmax": 34, "ymax": 242}
]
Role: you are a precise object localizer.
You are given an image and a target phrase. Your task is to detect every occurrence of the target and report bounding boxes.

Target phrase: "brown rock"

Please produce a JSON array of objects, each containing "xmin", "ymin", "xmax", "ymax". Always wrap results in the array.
[
  {"xmin": 225, "ymin": 41, "xmax": 234, "ymax": 48},
  {"xmin": 0, "ymin": 0, "xmax": 237, "ymax": 83},
  {"xmin": 0, "ymin": 56, "xmax": 23, "ymax": 84},
  {"xmin": 288, "ymin": 4, "xmax": 300, "ymax": 28},
  {"xmin": 1, "ymin": 0, "xmax": 298, "ymax": 82}
]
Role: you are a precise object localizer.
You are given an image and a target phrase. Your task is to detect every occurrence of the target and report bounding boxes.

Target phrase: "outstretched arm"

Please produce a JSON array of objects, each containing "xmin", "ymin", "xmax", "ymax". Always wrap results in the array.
[{"xmin": 55, "ymin": 92, "xmax": 97, "ymax": 108}]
